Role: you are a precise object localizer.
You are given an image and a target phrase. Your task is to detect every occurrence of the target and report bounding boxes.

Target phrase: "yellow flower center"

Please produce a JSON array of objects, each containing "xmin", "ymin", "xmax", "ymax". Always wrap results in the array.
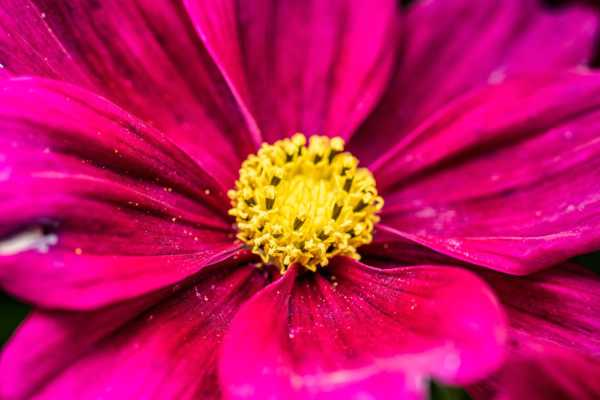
[{"xmin": 228, "ymin": 134, "xmax": 383, "ymax": 272}]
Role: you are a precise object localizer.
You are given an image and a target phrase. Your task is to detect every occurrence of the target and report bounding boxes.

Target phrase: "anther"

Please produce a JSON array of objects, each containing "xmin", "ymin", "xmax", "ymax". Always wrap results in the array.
[
  {"xmin": 343, "ymin": 177, "xmax": 354, "ymax": 192},
  {"xmin": 293, "ymin": 217, "xmax": 305, "ymax": 230},
  {"xmin": 332, "ymin": 202, "xmax": 343, "ymax": 220},
  {"xmin": 353, "ymin": 200, "xmax": 368, "ymax": 212}
]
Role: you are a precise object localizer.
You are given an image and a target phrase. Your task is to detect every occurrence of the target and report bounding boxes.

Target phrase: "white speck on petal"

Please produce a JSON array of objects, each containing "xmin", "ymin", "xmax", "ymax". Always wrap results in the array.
[
  {"xmin": 488, "ymin": 68, "xmax": 506, "ymax": 85},
  {"xmin": 0, "ymin": 167, "xmax": 11, "ymax": 181},
  {"xmin": 415, "ymin": 207, "xmax": 437, "ymax": 218},
  {"xmin": 447, "ymin": 238, "xmax": 461, "ymax": 249},
  {"xmin": 442, "ymin": 352, "xmax": 460, "ymax": 373},
  {"xmin": 0, "ymin": 227, "xmax": 57, "ymax": 255}
]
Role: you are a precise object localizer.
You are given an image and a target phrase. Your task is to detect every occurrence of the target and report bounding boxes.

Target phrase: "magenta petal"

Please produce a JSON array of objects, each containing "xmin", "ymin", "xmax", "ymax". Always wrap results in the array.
[
  {"xmin": 1, "ymin": 264, "xmax": 268, "ymax": 400},
  {"xmin": 496, "ymin": 349, "xmax": 600, "ymax": 400},
  {"xmin": 477, "ymin": 346, "xmax": 600, "ymax": 400},
  {"xmin": 220, "ymin": 258, "xmax": 507, "ymax": 399},
  {"xmin": 0, "ymin": 1, "xmax": 93, "ymax": 85},
  {"xmin": 185, "ymin": 0, "xmax": 399, "ymax": 142},
  {"xmin": 362, "ymin": 229, "xmax": 457, "ymax": 268},
  {"xmin": 468, "ymin": 264, "xmax": 600, "ymax": 399},
  {"xmin": 0, "ymin": 78, "xmax": 246, "ymax": 309},
  {"xmin": 0, "ymin": 291, "xmax": 166, "ymax": 399},
  {"xmin": 479, "ymin": 263, "xmax": 600, "ymax": 357},
  {"xmin": 376, "ymin": 72, "xmax": 600, "ymax": 274},
  {"xmin": 0, "ymin": 249, "xmax": 247, "ymax": 310},
  {"xmin": 351, "ymin": 0, "xmax": 599, "ymax": 163},
  {"xmin": 0, "ymin": 0, "xmax": 257, "ymax": 184}
]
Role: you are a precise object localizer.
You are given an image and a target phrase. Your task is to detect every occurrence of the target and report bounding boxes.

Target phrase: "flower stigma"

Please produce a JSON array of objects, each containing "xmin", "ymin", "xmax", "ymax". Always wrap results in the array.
[{"xmin": 228, "ymin": 134, "xmax": 383, "ymax": 272}]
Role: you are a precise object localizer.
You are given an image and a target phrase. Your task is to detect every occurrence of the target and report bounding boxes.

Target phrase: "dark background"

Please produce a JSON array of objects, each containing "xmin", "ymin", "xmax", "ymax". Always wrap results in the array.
[{"xmin": 1, "ymin": 0, "xmax": 600, "ymax": 399}]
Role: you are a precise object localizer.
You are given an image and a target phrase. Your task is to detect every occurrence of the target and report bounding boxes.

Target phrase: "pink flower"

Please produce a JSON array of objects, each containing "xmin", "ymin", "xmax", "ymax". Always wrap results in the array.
[{"xmin": 0, "ymin": 0, "xmax": 600, "ymax": 399}]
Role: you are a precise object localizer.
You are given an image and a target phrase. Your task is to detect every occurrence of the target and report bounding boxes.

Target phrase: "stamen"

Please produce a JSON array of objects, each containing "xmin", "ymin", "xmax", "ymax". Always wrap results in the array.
[{"xmin": 228, "ymin": 134, "xmax": 383, "ymax": 272}]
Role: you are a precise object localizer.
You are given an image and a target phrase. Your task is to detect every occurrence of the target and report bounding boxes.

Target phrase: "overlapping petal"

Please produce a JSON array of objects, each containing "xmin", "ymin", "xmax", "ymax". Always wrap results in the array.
[
  {"xmin": 487, "ymin": 347, "xmax": 600, "ymax": 400},
  {"xmin": 351, "ymin": 0, "xmax": 599, "ymax": 162},
  {"xmin": 0, "ymin": 78, "xmax": 247, "ymax": 309},
  {"xmin": 469, "ymin": 346, "xmax": 600, "ymax": 400},
  {"xmin": 220, "ymin": 257, "xmax": 506, "ymax": 399},
  {"xmin": 0, "ymin": 290, "xmax": 166, "ymax": 399},
  {"xmin": 466, "ymin": 263, "xmax": 600, "ymax": 399},
  {"xmin": 376, "ymin": 72, "xmax": 600, "ymax": 274},
  {"xmin": 0, "ymin": 264, "xmax": 268, "ymax": 400},
  {"xmin": 480, "ymin": 263, "xmax": 600, "ymax": 356},
  {"xmin": 0, "ymin": 0, "xmax": 258, "ymax": 184},
  {"xmin": 185, "ymin": 0, "xmax": 400, "ymax": 143},
  {"xmin": 361, "ymin": 229, "xmax": 457, "ymax": 268}
]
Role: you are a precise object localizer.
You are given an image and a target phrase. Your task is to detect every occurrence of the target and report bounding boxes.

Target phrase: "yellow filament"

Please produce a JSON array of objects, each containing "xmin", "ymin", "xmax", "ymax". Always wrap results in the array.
[{"xmin": 228, "ymin": 134, "xmax": 383, "ymax": 272}]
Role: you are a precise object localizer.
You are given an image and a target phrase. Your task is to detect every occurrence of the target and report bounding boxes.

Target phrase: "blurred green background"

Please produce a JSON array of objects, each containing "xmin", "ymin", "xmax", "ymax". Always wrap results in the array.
[{"xmin": 0, "ymin": 291, "xmax": 27, "ymax": 345}]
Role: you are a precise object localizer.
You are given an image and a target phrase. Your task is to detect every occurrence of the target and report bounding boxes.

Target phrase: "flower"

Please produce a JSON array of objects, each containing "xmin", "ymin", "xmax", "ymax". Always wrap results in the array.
[{"xmin": 1, "ymin": 0, "xmax": 600, "ymax": 399}]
